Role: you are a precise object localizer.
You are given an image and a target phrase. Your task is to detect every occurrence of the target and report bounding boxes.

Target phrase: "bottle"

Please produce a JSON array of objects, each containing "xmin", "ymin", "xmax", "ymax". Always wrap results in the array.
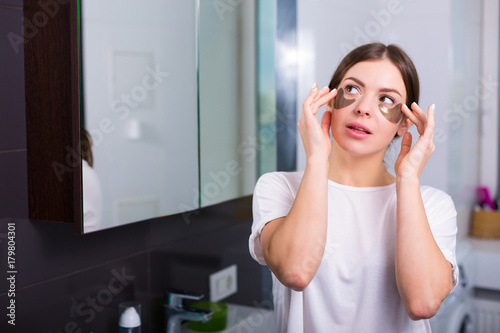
[{"xmin": 118, "ymin": 306, "xmax": 141, "ymax": 333}]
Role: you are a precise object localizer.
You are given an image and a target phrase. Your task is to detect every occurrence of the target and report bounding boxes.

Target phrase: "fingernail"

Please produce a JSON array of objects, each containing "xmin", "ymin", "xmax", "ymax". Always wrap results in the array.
[
  {"xmin": 312, "ymin": 82, "xmax": 317, "ymax": 90},
  {"xmin": 322, "ymin": 85, "xmax": 329, "ymax": 90},
  {"xmin": 431, "ymin": 104, "xmax": 435, "ymax": 111},
  {"xmin": 403, "ymin": 103, "xmax": 408, "ymax": 110},
  {"xmin": 331, "ymin": 88, "xmax": 336, "ymax": 93}
]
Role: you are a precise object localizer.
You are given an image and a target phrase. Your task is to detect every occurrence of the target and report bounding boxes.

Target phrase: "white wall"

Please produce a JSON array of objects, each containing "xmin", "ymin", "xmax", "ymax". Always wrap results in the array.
[
  {"xmin": 447, "ymin": 0, "xmax": 483, "ymax": 240},
  {"xmin": 296, "ymin": 0, "xmax": 489, "ymax": 240},
  {"xmin": 480, "ymin": 0, "xmax": 499, "ymax": 198}
]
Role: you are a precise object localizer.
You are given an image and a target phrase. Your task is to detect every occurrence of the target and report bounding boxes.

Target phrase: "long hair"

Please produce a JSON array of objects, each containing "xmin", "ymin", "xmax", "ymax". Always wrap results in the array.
[{"xmin": 81, "ymin": 127, "xmax": 94, "ymax": 167}]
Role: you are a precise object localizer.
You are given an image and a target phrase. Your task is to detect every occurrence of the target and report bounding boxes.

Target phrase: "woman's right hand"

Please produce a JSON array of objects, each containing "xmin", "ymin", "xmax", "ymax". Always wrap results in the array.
[
  {"xmin": 262, "ymin": 84, "xmax": 336, "ymax": 291},
  {"xmin": 297, "ymin": 83, "xmax": 337, "ymax": 160}
]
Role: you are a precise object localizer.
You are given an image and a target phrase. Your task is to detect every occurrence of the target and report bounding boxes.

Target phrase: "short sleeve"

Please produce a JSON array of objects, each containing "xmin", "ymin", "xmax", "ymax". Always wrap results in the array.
[
  {"xmin": 421, "ymin": 187, "xmax": 459, "ymax": 292},
  {"xmin": 249, "ymin": 172, "xmax": 298, "ymax": 265}
]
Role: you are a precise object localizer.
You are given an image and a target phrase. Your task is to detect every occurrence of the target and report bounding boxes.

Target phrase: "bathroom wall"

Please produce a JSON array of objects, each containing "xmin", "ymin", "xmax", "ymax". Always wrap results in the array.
[
  {"xmin": 0, "ymin": 2, "xmax": 267, "ymax": 332},
  {"xmin": 295, "ymin": 0, "xmax": 485, "ymax": 241},
  {"xmin": 480, "ymin": 0, "xmax": 500, "ymax": 200}
]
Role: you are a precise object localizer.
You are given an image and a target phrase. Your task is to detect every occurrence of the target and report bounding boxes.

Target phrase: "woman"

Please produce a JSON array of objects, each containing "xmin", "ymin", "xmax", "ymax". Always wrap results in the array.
[
  {"xmin": 249, "ymin": 43, "xmax": 458, "ymax": 332},
  {"xmin": 82, "ymin": 127, "xmax": 102, "ymax": 232}
]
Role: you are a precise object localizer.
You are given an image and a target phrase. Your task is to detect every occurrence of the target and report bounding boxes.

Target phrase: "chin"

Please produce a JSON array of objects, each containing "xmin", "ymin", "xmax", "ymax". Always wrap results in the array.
[{"xmin": 333, "ymin": 137, "xmax": 389, "ymax": 158}]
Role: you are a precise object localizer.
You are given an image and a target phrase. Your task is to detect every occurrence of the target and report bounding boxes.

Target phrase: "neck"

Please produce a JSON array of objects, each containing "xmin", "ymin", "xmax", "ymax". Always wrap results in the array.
[{"xmin": 327, "ymin": 141, "xmax": 395, "ymax": 187}]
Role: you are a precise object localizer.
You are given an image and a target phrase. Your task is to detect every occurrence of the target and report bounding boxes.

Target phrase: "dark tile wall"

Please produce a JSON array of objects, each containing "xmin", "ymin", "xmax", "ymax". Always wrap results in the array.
[
  {"xmin": 0, "ymin": 4, "xmax": 28, "ymax": 220},
  {"xmin": 0, "ymin": 2, "xmax": 268, "ymax": 332}
]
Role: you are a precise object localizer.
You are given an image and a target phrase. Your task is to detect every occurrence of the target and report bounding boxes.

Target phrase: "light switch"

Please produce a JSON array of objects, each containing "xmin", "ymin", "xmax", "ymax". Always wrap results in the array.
[{"xmin": 209, "ymin": 264, "xmax": 237, "ymax": 302}]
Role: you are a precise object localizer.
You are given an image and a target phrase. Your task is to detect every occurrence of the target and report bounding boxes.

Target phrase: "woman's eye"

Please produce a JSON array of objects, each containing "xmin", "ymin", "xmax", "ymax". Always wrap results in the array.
[
  {"xmin": 345, "ymin": 85, "xmax": 359, "ymax": 95},
  {"xmin": 380, "ymin": 96, "xmax": 395, "ymax": 104}
]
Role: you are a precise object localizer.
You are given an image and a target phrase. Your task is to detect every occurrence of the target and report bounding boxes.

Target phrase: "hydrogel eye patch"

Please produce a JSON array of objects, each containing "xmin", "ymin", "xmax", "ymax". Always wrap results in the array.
[
  {"xmin": 334, "ymin": 88, "xmax": 403, "ymax": 123},
  {"xmin": 334, "ymin": 88, "xmax": 355, "ymax": 109},
  {"xmin": 379, "ymin": 104, "xmax": 403, "ymax": 123}
]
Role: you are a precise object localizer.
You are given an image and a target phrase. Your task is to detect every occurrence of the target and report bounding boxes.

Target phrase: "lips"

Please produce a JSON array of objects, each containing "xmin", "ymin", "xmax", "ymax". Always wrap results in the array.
[{"xmin": 346, "ymin": 122, "xmax": 372, "ymax": 135}]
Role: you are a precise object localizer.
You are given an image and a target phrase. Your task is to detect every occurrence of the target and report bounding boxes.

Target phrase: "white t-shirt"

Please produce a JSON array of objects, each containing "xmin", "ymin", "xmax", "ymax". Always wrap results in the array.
[
  {"xmin": 83, "ymin": 160, "xmax": 102, "ymax": 233},
  {"xmin": 249, "ymin": 171, "xmax": 459, "ymax": 333}
]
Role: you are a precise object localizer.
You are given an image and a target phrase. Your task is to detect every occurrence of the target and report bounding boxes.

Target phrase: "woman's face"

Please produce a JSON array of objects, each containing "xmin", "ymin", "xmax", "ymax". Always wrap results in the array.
[{"xmin": 328, "ymin": 59, "xmax": 410, "ymax": 157}]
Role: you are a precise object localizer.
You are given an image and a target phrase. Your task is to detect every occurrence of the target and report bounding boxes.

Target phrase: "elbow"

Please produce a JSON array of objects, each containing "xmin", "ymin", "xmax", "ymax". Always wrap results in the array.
[
  {"xmin": 281, "ymin": 270, "xmax": 312, "ymax": 292},
  {"xmin": 406, "ymin": 299, "xmax": 442, "ymax": 320},
  {"xmin": 404, "ymin": 274, "xmax": 452, "ymax": 320}
]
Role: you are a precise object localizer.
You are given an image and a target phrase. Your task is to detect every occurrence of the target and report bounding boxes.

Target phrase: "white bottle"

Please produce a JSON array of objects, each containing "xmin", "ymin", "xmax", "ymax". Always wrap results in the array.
[{"xmin": 118, "ymin": 306, "xmax": 141, "ymax": 333}]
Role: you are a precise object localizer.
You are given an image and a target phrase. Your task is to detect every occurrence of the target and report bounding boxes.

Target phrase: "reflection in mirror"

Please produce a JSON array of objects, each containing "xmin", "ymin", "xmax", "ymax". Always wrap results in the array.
[
  {"xmin": 257, "ymin": 0, "xmax": 277, "ymax": 176},
  {"xmin": 198, "ymin": 0, "xmax": 258, "ymax": 207},
  {"xmin": 199, "ymin": 0, "xmax": 277, "ymax": 207},
  {"xmin": 81, "ymin": 0, "xmax": 199, "ymax": 232}
]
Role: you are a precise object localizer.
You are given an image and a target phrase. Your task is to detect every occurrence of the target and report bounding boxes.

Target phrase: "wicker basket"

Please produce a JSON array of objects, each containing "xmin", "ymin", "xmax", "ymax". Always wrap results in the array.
[{"xmin": 471, "ymin": 210, "xmax": 500, "ymax": 239}]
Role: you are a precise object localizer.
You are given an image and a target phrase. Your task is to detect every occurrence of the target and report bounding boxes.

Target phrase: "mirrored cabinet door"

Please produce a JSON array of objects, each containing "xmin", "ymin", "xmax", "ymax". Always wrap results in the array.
[
  {"xmin": 81, "ymin": 0, "xmax": 199, "ymax": 232},
  {"xmin": 198, "ymin": 0, "xmax": 258, "ymax": 207},
  {"xmin": 25, "ymin": 0, "xmax": 278, "ymax": 233}
]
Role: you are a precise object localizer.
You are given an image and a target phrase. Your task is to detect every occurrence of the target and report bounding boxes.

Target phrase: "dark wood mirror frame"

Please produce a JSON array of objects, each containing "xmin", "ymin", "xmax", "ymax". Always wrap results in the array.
[{"xmin": 24, "ymin": 0, "xmax": 82, "ymax": 233}]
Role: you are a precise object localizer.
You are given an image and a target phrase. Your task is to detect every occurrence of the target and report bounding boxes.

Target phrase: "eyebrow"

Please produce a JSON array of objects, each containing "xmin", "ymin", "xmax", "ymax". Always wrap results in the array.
[{"xmin": 344, "ymin": 77, "xmax": 402, "ymax": 97}]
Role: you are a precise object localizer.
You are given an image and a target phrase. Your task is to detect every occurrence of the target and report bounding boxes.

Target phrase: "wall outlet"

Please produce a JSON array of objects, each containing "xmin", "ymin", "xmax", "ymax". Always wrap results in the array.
[{"xmin": 209, "ymin": 264, "xmax": 238, "ymax": 302}]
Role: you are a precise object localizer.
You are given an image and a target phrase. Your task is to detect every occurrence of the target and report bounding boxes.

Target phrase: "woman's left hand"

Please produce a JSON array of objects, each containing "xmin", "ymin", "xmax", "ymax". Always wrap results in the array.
[{"xmin": 394, "ymin": 103, "xmax": 435, "ymax": 180}]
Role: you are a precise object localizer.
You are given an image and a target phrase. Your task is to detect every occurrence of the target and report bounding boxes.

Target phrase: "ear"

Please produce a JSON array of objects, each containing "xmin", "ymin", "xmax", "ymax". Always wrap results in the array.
[
  {"xmin": 397, "ymin": 117, "xmax": 412, "ymax": 136},
  {"xmin": 326, "ymin": 99, "xmax": 333, "ymax": 112}
]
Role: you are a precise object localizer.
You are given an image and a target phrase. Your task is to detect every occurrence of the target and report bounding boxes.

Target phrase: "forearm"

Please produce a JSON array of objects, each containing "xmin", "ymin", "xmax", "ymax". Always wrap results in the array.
[
  {"xmin": 395, "ymin": 177, "xmax": 452, "ymax": 320},
  {"xmin": 264, "ymin": 156, "xmax": 329, "ymax": 290}
]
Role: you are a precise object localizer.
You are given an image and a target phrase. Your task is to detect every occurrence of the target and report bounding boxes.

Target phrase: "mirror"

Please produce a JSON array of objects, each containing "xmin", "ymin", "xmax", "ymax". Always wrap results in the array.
[
  {"xmin": 81, "ymin": 0, "xmax": 199, "ymax": 232},
  {"xmin": 80, "ymin": 0, "xmax": 276, "ymax": 232},
  {"xmin": 198, "ymin": 0, "xmax": 257, "ymax": 207}
]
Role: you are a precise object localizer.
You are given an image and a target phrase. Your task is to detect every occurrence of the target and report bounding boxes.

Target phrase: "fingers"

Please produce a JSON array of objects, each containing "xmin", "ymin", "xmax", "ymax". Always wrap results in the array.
[
  {"xmin": 400, "ymin": 131, "xmax": 412, "ymax": 155},
  {"xmin": 401, "ymin": 103, "xmax": 425, "ymax": 135},
  {"xmin": 315, "ymin": 88, "xmax": 337, "ymax": 109},
  {"xmin": 422, "ymin": 104, "xmax": 435, "ymax": 141},
  {"xmin": 310, "ymin": 88, "xmax": 336, "ymax": 117},
  {"xmin": 401, "ymin": 102, "xmax": 436, "ymax": 138},
  {"xmin": 411, "ymin": 103, "xmax": 435, "ymax": 143},
  {"xmin": 304, "ymin": 83, "xmax": 319, "ymax": 103},
  {"xmin": 303, "ymin": 83, "xmax": 337, "ymax": 117},
  {"xmin": 321, "ymin": 111, "xmax": 332, "ymax": 138},
  {"xmin": 304, "ymin": 83, "xmax": 330, "ymax": 105},
  {"xmin": 394, "ymin": 131, "xmax": 412, "ymax": 172}
]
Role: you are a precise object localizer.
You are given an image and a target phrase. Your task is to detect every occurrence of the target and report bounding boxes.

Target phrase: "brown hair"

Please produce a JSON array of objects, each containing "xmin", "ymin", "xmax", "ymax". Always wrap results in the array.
[
  {"xmin": 82, "ymin": 127, "xmax": 94, "ymax": 167},
  {"xmin": 328, "ymin": 43, "xmax": 420, "ymax": 108}
]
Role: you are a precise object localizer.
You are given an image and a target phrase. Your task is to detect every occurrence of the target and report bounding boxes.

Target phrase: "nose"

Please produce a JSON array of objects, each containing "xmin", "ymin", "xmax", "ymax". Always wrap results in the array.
[
  {"xmin": 354, "ymin": 98, "xmax": 372, "ymax": 118},
  {"xmin": 355, "ymin": 108, "xmax": 370, "ymax": 117},
  {"xmin": 354, "ymin": 94, "xmax": 377, "ymax": 118}
]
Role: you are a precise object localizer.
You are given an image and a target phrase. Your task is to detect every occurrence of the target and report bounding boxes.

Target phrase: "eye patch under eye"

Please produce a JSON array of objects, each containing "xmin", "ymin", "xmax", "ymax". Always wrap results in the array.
[
  {"xmin": 334, "ymin": 88, "xmax": 355, "ymax": 109},
  {"xmin": 379, "ymin": 104, "xmax": 402, "ymax": 123},
  {"xmin": 335, "ymin": 87, "xmax": 403, "ymax": 123}
]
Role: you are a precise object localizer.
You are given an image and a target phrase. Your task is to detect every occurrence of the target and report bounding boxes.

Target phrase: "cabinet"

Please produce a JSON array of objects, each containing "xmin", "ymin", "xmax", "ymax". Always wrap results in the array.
[{"xmin": 24, "ymin": 0, "xmax": 278, "ymax": 234}]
